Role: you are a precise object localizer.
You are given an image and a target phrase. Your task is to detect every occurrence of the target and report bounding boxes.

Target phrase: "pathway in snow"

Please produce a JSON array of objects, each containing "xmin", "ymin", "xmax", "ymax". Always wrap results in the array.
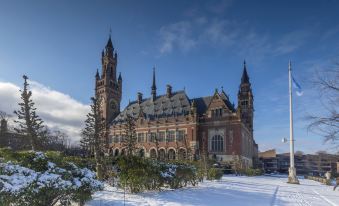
[{"xmin": 86, "ymin": 175, "xmax": 339, "ymax": 206}]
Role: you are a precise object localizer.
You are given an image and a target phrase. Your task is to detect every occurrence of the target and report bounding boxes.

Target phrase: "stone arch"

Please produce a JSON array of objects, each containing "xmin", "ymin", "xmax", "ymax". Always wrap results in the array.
[
  {"xmin": 168, "ymin": 148, "xmax": 176, "ymax": 160},
  {"xmin": 159, "ymin": 148, "xmax": 166, "ymax": 161},
  {"xmin": 149, "ymin": 148, "xmax": 157, "ymax": 159},
  {"xmin": 114, "ymin": 148, "xmax": 120, "ymax": 156}
]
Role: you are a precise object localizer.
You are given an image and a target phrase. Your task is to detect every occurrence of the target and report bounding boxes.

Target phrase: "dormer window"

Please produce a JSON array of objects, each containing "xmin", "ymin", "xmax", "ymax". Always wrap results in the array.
[{"xmin": 211, "ymin": 108, "xmax": 223, "ymax": 118}]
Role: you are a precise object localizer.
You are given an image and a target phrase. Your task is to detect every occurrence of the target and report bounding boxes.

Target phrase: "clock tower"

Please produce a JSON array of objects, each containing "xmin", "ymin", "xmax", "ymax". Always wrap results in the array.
[{"xmin": 95, "ymin": 35, "xmax": 122, "ymax": 126}]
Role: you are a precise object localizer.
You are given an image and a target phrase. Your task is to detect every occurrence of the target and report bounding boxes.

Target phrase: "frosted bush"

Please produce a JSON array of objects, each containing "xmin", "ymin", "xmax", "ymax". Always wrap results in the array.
[{"xmin": 0, "ymin": 151, "xmax": 103, "ymax": 206}]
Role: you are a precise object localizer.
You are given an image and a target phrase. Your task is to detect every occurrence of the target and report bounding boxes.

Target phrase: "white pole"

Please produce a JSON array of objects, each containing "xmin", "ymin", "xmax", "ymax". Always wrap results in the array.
[{"xmin": 288, "ymin": 60, "xmax": 299, "ymax": 184}]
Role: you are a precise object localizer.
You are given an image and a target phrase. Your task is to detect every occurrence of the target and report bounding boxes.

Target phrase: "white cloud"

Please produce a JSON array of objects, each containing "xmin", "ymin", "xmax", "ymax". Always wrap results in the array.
[
  {"xmin": 0, "ymin": 80, "xmax": 89, "ymax": 144},
  {"xmin": 274, "ymin": 30, "xmax": 310, "ymax": 55},
  {"xmin": 159, "ymin": 21, "xmax": 197, "ymax": 54}
]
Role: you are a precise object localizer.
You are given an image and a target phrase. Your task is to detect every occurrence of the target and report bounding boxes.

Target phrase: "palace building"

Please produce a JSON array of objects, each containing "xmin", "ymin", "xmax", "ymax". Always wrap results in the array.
[{"xmin": 95, "ymin": 35, "xmax": 258, "ymax": 167}]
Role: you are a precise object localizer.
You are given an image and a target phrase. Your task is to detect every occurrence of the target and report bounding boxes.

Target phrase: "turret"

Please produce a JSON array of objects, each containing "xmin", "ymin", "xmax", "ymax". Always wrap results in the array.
[
  {"xmin": 151, "ymin": 67, "xmax": 157, "ymax": 101},
  {"xmin": 238, "ymin": 60, "xmax": 254, "ymax": 133}
]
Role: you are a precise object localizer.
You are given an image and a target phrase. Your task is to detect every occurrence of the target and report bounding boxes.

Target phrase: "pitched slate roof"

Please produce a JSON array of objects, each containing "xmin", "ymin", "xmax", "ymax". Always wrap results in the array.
[
  {"xmin": 112, "ymin": 91, "xmax": 191, "ymax": 124},
  {"xmin": 112, "ymin": 90, "xmax": 236, "ymax": 124}
]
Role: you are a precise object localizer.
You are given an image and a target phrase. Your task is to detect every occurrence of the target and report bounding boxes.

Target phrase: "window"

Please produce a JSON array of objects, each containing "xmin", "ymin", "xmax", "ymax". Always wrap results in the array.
[
  {"xmin": 150, "ymin": 149, "xmax": 157, "ymax": 159},
  {"xmin": 159, "ymin": 149, "xmax": 166, "ymax": 160},
  {"xmin": 137, "ymin": 133, "xmax": 144, "ymax": 143},
  {"xmin": 113, "ymin": 136, "xmax": 120, "ymax": 143},
  {"xmin": 211, "ymin": 135, "xmax": 224, "ymax": 152},
  {"xmin": 150, "ymin": 132, "xmax": 157, "ymax": 142},
  {"xmin": 211, "ymin": 108, "xmax": 223, "ymax": 117},
  {"xmin": 168, "ymin": 149, "xmax": 176, "ymax": 160},
  {"xmin": 177, "ymin": 130, "xmax": 185, "ymax": 142},
  {"xmin": 167, "ymin": 131, "xmax": 175, "ymax": 142},
  {"xmin": 158, "ymin": 131, "xmax": 165, "ymax": 142}
]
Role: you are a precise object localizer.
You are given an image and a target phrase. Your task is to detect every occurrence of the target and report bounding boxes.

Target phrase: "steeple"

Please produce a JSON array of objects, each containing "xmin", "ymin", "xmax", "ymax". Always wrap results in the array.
[
  {"xmin": 96, "ymin": 69, "xmax": 100, "ymax": 79},
  {"xmin": 238, "ymin": 60, "xmax": 253, "ymax": 133},
  {"xmin": 95, "ymin": 35, "xmax": 122, "ymax": 126},
  {"xmin": 241, "ymin": 60, "xmax": 250, "ymax": 84},
  {"xmin": 118, "ymin": 72, "xmax": 122, "ymax": 81},
  {"xmin": 151, "ymin": 67, "xmax": 157, "ymax": 101},
  {"xmin": 106, "ymin": 35, "xmax": 113, "ymax": 49}
]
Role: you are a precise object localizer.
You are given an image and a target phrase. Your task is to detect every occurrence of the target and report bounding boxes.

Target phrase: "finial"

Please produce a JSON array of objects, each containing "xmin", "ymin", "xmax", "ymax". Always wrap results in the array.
[
  {"xmin": 109, "ymin": 27, "xmax": 112, "ymax": 37},
  {"xmin": 221, "ymin": 86, "xmax": 224, "ymax": 91},
  {"xmin": 289, "ymin": 60, "xmax": 292, "ymax": 71}
]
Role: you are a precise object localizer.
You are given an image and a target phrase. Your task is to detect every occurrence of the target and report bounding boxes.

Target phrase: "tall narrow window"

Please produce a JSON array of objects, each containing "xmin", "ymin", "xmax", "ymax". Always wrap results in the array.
[
  {"xmin": 158, "ymin": 131, "xmax": 165, "ymax": 142},
  {"xmin": 167, "ymin": 131, "xmax": 175, "ymax": 142},
  {"xmin": 177, "ymin": 130, "xmax": 185, "ymax": 142},
  {"xmin": 137, "ymin": 133, "xmax": 144, "ymax": 143},
  {"xmin": 211, "ymin": 135, "xmax": 224, "ymax": 152}
]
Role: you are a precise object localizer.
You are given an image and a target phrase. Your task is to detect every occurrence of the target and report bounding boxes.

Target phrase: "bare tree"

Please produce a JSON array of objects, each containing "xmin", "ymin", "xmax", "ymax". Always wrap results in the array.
[{"xmin": 307, "ymin": 66, "xmax": 339, "ymax": 146}]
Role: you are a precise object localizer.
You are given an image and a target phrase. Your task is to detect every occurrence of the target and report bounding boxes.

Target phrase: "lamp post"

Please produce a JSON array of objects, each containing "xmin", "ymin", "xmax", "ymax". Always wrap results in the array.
[{"xmin": 287, "ymin": 61, "xmax": 299, "ymax": 184}]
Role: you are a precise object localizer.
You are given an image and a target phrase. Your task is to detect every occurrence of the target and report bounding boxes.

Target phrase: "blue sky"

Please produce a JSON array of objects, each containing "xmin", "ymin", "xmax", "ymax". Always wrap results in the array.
[{"xmin": 0, "ymin": 0, "xmax": 339, "ymax": 153}]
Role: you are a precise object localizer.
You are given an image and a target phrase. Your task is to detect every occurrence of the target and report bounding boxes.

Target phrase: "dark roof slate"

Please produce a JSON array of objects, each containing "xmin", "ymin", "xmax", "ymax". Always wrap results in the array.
[{"xmin": 112, "ymin": 90, "xmax": 236, "ymax": 124}]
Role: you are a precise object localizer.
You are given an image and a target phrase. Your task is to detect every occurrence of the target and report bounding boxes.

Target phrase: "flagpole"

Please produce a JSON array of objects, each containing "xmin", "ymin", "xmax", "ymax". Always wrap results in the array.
[{"xmin": 288, "ymin": 60, "xmax": 299, "ymax": 184}]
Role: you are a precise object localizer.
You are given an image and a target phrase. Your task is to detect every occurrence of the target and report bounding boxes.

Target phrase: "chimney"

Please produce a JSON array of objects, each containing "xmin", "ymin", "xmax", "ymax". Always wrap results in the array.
[
  {"xmin": 166, "ymin": 85, "xmax": 172, "ymax": 98},
  {"xmin": 137, "ymin": 92, "xmax": 143, "ymax": 104}
]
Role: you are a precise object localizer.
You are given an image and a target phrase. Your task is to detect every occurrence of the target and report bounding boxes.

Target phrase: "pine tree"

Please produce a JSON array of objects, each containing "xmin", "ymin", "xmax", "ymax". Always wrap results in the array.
[
  {"xmin": 14, "ymin": 75, "xmax": 45, "ymax": 151},
  {"xmin": 82, "ymin": 97, "xmax": 105, "ymax": 180},
  {"xmin": 121, "ymin": 114, "xmax": 137, "ymax": 156},
  {"xmin": 80, "ymin": 130, "xmax": 95, "ymax": 157}
]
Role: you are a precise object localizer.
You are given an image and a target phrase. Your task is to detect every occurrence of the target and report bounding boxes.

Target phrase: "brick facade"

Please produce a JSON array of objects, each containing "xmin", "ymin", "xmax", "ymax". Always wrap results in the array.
[{"xmin": 95, "ymin": 36, "xmax": 258, "ymax": 168}]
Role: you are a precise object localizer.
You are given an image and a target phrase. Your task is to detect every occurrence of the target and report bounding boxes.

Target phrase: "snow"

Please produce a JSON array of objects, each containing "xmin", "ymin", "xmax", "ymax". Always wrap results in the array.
[{"xmin": 86, "ymin": 175, "xmax": 339, "ymax": 206}]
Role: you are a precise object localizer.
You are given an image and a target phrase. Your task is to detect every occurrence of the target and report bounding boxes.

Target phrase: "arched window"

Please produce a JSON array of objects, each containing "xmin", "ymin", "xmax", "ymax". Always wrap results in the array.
[
  {"xmin": 211, "ymin": 135, "xmax": 224, "ymax": 152},
  {"xmin": 168, "ymin": 149, "xmax": 176, "ymax": 160},
  {"xmin": 114, "ymin": 148, "xmax": 119, "ymax": 156},
  {"xmin": 150, "ymin": 149, "xmax": 157, "ymax": 159},
  {"xmin": 159, "ymin": 149, "xmax": 166, "ymax": 161},
  {"xmin": 139, "ymin": 149, "xmax": 145, "ymax": 158}
]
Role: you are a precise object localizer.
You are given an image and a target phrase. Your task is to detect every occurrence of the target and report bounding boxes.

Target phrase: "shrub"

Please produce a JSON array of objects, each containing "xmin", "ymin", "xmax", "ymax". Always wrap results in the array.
[
  {"xmin": 160, "ymin": 162, "xmax": 198, "ymax": 189},
  {"xmin": 117, "ymin": 156, "xmax": 163, "ymax": 193},
  {"xmin": 242, "ymin": 168, "xmax": 263, "ymax": 176},
  {"xmin": 207, "ymin": 168, "xmax": 223, "ymax": 180},
  {"xmin": 115, "ymin": 156, "xmax": 199, "ymax": 193},
  {"xmin": 0, "ymin": 150, "xmax": 103, "ymax": 206}
]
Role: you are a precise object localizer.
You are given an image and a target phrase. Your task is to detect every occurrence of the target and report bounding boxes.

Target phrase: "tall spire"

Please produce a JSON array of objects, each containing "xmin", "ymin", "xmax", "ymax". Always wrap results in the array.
[
  {"xmin": 241, "ymin": 60, "xmax": 250, "ymax": 84},
  {"xmin": 106, "ymin": 29, "xmax": 113, "ymax": 49},
  {"xmin": 151, "ymin": 67, "xmax": 157, "ymax": 101},
  {"xmin": 96, "ymin": 68, "xmax": 100, "ymax": 79}
]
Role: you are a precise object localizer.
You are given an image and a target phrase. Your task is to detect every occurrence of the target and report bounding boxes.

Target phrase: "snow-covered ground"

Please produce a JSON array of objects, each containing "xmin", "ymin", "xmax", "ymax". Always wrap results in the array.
[{"xmin": 86, "ymin": 175, "xmax": 339, "ymax": 206}]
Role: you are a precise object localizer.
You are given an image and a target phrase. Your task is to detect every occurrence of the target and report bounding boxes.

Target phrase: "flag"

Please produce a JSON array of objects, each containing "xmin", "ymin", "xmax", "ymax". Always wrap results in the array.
[{"xmin": 292, "ymin": 76, "xmax": 303, "ymax": 96}]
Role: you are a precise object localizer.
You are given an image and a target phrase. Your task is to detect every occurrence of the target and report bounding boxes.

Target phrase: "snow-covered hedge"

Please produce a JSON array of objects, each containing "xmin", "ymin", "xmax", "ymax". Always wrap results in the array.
[
  {"xmin": 116, "ymin": 156, "xmax": 198, "ymax": 193},
  {"xmin": 0, "ymin": 151, "xmax": 103, "ymax": 206}
]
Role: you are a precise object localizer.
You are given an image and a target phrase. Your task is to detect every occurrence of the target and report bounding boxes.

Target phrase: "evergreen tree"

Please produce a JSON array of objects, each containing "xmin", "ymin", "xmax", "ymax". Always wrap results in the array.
[
  {"xmin": 82, "ymin": 97, "xmax": 105, "ymax": 180},
  {"xmin": 14, "ymin": 75, "xmax": 45, "ymax": 151},
  {"xmin": 80, "ymin": 130, "xmax": 94, "ymax": 157},
  {"xmin": 121, "ymin": 114, "xmax": 137, "ymax": 156}
]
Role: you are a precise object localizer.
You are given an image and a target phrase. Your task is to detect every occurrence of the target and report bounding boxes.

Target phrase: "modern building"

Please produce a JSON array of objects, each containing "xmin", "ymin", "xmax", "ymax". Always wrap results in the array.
[
  {"xmin": 95, "ymin": 36, "xmax": 258, "ymax": 167},
  {"xmin": 259, "ymin": 149, "xmax": 339, "ymax": 176}
]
